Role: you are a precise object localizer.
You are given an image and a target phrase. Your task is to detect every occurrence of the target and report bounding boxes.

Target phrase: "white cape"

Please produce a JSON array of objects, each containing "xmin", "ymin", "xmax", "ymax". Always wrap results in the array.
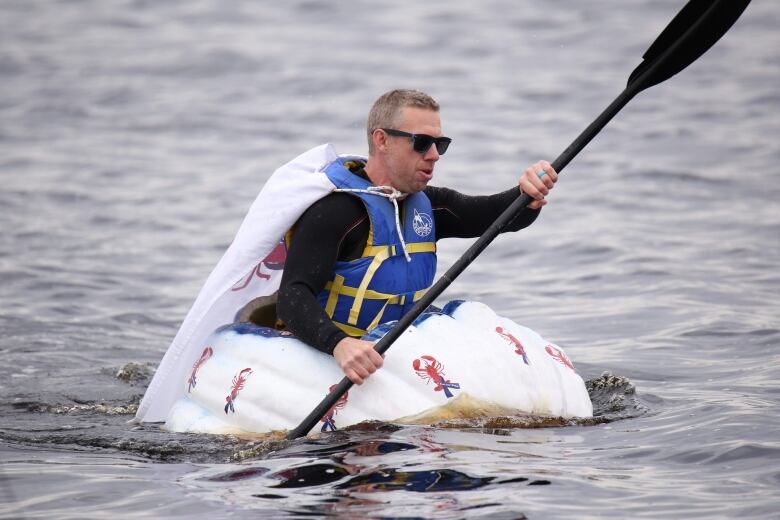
[{"xmin": 136, "ymin": 144, "xmax": 364, "ymax": 422}]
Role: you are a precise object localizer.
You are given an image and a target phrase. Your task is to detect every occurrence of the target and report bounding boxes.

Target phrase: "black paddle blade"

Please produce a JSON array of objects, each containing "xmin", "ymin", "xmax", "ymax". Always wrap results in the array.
[{"xmin": 627, "ymin": 0, "xmax": 750, "ymax": 92}]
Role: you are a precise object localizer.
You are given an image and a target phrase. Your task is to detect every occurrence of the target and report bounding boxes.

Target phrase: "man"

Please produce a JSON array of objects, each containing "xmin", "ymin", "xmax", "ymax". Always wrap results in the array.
[{"xmin": 277, "ymin": 89, "xmax": 557, "ymax": 386}]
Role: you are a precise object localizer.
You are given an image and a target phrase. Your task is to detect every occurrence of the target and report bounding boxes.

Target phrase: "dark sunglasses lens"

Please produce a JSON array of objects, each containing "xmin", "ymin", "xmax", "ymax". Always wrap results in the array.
[
  {"xmin": 435, "ymin": 138, "xmax": 451, "ymax": 155},
  {"xmin": 411, "ymin": 135, "xmax": 451, "ymax": 155},
  {"xmin": 412, "ymin": 135, "xmax": 434, "ymax": 154}
]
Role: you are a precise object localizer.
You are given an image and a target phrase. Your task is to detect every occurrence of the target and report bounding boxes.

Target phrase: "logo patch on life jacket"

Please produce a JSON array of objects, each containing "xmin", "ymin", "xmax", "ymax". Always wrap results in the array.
[{"xmin": 412, "ymin": 209, "xmax": 433, "ymax": 237}]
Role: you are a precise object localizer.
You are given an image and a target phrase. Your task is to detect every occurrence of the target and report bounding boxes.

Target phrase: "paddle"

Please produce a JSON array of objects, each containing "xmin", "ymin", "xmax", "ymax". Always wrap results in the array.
[{"xmin": 287, "ymin": 0, "xmax": 750, "ymax": 440}]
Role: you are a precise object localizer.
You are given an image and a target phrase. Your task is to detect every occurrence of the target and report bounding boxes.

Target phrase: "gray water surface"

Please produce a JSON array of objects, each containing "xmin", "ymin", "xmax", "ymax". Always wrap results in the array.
[{"xmin": 2, "ymin": 1, "xmax": 779, "ymax": 518}]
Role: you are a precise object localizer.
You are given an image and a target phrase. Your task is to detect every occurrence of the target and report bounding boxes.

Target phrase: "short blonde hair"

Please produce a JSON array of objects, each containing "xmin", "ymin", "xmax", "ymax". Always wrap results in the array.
[{"xmin": 366, "ymin": 89, "xmax": 440, "ymax": 153}]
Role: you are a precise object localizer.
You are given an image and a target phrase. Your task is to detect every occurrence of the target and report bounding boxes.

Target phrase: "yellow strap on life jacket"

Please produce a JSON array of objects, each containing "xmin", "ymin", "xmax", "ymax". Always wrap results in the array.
[
  {"xmin": 332, "ymin": 320, "xmax": 370, "ymax": 337},
  {"xmin": 324, "ymin": 274, "xmax": 430, "ymax": 300},
  {"xmin": 324, "ymin": 274, "xmax": 345, "ymax": 318},
  {"xmin": 362, "ymin": 241, "xmax": 436, "ymax": 258},
  {"xmin": 332, "ymin": 285, "xmax": 429, "ymax": 337},
  {"xmin": 324, "ymin": 283, "xmax": 429, "ymax": 304},
  {"xmin": 333, "ymin": 320, "xmax": 368, "ymax": 338},
  {"xmin": 324, "ymin": 281, "xmax": 395, "ymax": 301},
  {"xmin": 348, "ymin": 247, "xmax": 391, "ymax": 325}
]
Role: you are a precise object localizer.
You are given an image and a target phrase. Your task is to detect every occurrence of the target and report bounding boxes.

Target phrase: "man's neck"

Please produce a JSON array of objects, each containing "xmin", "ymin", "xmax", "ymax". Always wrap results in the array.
[
  {"xmin": 363, "ymin": 160, "xmax": 390, "ymax": 188},
  {"xmin": 358, "ymin": 161, "xmax": 409, "ymax": 198}
]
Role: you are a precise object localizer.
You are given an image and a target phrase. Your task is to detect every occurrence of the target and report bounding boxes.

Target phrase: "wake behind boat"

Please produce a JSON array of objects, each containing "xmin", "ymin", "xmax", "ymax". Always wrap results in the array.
[{"xmin": 166, "ymin": 300, "xmax": 592, "ymax": 434}]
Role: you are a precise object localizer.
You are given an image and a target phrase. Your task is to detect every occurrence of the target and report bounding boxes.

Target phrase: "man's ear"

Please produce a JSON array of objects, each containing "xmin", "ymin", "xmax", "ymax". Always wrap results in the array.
[{"xmin": 372, "ymin": 129, "xmax": 388, "ymax": 152}]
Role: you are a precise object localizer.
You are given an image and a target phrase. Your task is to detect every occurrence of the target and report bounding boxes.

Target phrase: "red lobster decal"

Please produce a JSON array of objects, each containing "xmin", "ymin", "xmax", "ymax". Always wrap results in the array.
[
  {"xmin": 187, "ymin": 346, "xmax": 214, "ymax": 392},
  {"xmin": 320, "ymin": 384, "xmax": 349, "ymax": 432},
  {"xmin": 224, "ymin": 367, "xmax": 253, "ymax": 414},
  {"xmin": 495, "ymin": 326, "xmax": 530, "ymax": 365},
  {"xmin": 412, "ymin": 355, "xmax": 460, "ymax": 398},
  {"xmin": 545, "ymin": 345, "xmax": 574, "ymax": 370},
  {"xmin": 231, "ymin": 240, "xmax": 287, "ymax": 291}
]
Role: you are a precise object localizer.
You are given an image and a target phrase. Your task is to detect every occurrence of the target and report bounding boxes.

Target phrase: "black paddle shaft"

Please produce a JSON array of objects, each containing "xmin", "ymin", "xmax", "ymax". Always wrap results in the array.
[{"xmin": 286, "ymin": 0, "xmax": 750, "ymax": 440}]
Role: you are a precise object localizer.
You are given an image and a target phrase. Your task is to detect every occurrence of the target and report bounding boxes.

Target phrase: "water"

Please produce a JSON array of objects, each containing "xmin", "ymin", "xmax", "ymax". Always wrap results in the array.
[{"xmin": 2, "ymin": 0, "xmax": 779, "ymax": 518}]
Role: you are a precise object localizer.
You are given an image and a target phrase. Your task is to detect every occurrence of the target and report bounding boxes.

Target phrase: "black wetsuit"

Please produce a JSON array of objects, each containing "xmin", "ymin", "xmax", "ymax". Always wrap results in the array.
[{"xmin": 277, "ymin": 168, "xmax": 540, "ymax": 355}]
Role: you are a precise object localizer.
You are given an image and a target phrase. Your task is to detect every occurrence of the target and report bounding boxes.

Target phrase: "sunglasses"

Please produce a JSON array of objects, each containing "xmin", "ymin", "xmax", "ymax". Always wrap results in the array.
[{"xmin": 381, "ymin": 128, "xmax": 452, "ymax": 155}]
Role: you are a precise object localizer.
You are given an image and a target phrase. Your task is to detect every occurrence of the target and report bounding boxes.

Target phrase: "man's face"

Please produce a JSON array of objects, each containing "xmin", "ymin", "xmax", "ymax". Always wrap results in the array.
[{"xmin": 384, "ymin": 107, "xmax": 443, "ymax": 193}]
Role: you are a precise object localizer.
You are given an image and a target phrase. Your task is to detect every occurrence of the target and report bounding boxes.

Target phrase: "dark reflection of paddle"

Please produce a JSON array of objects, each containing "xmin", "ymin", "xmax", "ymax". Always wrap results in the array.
[
  {"xmin": 336, "ymin": 468, "xmax": 495, "ymax": 493},
  {"xmin": 288, "ymin": 0, "xmax": 751, "ymax": 440}
]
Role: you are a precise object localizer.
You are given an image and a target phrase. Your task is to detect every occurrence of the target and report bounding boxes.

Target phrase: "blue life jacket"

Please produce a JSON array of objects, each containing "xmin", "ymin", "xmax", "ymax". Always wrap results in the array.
[{"xmin": 317, "ymin": 159, "xmax": 437, "ymax": 336}]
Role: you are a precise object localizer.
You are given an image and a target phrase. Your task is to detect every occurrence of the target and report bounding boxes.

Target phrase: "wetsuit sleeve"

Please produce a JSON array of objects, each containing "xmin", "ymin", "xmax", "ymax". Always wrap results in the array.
[
  {"xmin": 425, "ymin": 186, "xmax": 541, "ymax": 239},
  {"xmin": 277, "ymin": 193, "xmax": 367, "ymax": 355}
]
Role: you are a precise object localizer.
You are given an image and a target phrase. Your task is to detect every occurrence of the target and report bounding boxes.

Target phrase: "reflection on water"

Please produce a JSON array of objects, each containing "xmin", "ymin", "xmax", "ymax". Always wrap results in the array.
[
  {"xmin": 271, "ymin": 463, "xmax": 355, "ymax": 489},
  {"xmin": 167, "ymin": 379, "xmax": 645, "ymax": 516},
  {"xmin": 180, "ymin": 427, "xmax": 569, "ymax": 517},
  {"xmin": 203, "ymin": 466, "xmax": 271, "ymax": 483},
  {"xmin": 337, "ymin": 467, "xmax": 495, "ymax": 493}
]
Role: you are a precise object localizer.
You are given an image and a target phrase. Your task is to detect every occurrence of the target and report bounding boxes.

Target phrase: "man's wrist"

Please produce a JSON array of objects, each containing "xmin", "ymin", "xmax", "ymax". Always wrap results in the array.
[{"xmin": 325, "ymin": 330, "xmax": 350, "ymax": 356}]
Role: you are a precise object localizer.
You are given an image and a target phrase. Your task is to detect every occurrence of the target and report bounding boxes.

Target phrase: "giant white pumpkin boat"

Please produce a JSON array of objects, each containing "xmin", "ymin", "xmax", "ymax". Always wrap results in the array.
[
  {"xmin": 166, "ymin": 300, "xmax": 592, "ymax": 434},
  {"xmin": 135, "ymin": 144, "xmax": 593, "ymax": 435}
]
